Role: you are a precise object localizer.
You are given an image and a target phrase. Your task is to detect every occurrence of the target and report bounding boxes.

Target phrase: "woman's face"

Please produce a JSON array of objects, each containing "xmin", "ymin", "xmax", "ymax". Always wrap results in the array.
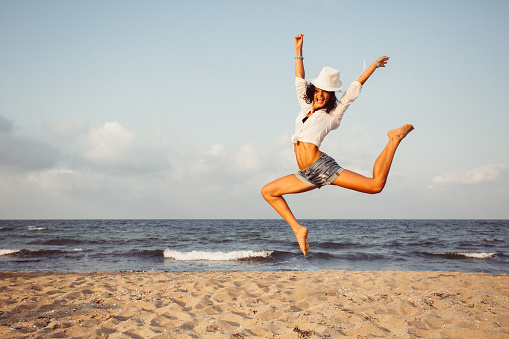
[{"xmin": 313, "ymin": 87, "xmax": 331, "ymax": 110}]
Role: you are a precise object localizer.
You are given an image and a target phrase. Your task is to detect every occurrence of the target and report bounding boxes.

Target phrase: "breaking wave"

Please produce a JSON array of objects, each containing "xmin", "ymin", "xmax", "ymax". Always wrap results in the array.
[
  {"xmin": 163, "ymin": 250, "xmax": 273, "ymax": 261},
  {"xmin": 0, "ymin": 249, "xmax": 21, "ymax": 256},
  {"xmin": 28, "ymin": 226, "xmax": 47, "ymax": 231},
  {"xmin": 425, "ymin": 252, "xmax": 497, "ymax": 259}
]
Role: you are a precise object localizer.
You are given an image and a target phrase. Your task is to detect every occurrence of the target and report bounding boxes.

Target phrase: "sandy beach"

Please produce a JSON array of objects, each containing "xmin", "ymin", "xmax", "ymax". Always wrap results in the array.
[{"xmin": 0, "ymin": 270, "xmax": 507, "ymax": 338}]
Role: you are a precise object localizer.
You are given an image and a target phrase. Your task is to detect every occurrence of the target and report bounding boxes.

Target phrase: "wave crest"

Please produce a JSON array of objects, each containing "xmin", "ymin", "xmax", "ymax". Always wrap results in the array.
[
  {"xmin": 28, "ymin": 226, "xmax": 47, "ymax": 231},
  {"xmin": 0, "ymin": 249, "xmax": 21, "ymax": 256},
  {"xmin": 427, "ymin": 252, "xmax": 497, "ymax": 259},
  {"xmin": 163, "ymin": 250, "xmax": 273, "ymax": 261}
]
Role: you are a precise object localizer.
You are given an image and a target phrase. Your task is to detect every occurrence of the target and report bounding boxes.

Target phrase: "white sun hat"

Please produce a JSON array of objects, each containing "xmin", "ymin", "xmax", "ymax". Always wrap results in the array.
[{"xmin": 310, "ymin": 66, "xmax": 343, "ymax": 92}]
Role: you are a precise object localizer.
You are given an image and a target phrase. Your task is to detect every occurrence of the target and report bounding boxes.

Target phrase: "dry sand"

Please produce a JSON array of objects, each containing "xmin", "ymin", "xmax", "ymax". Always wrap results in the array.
[{"xmin": 0, "ymin": 270, "xmax": 507, "ymax": 338}]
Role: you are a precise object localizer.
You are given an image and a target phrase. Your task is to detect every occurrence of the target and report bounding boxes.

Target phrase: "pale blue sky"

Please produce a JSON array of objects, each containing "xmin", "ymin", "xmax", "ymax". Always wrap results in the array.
[{"xmin": 1, "ymin": 0, "xmax": 508, "ymax": 219}]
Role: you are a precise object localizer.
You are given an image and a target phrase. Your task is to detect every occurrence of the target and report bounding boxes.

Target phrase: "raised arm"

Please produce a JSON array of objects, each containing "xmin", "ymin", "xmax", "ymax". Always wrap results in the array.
[
  {"xmin": 356, "ymin": 56, "xmax": 390, "ymax": 85},
  {"xmin": 295, "ymin": 34, "xmax": 305, "ymax": 79}
]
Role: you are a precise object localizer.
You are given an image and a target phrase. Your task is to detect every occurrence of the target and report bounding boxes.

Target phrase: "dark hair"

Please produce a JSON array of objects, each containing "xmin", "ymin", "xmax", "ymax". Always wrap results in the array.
[{"xmin": 302, "ymin": 83, "xmax": 338, "ymax": 113}]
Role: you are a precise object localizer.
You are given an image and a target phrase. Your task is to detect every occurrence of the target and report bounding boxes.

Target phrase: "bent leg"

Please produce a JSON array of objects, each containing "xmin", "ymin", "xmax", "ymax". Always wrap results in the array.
[
  {"xmin": 333, "ymin": 124, "xmax": 414, "ymax": 194},
  {"xmin": 261, "ymin": 174, "xmax": 316, "ymax": 255}
]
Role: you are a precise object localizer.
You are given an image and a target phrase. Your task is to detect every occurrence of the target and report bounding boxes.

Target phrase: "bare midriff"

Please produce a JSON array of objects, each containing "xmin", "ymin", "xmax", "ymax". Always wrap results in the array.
[{"xmin": 293, "ymin": 141, "xmax": 322, "ymax": 170}]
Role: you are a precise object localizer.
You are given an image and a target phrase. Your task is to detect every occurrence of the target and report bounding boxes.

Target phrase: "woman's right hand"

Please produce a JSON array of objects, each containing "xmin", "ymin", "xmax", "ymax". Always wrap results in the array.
[{"xmin": 294, "ymin": 34, "xmax": 304, "ymax": 52}]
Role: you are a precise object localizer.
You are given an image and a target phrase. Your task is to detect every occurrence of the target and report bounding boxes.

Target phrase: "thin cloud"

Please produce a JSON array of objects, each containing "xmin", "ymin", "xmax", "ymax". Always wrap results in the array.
[
  {"xmin": 236, "ymin": 144, "xmax": 262, "ymax": 172},
  {"xmin": 26, "ymin": 169, "xmax": 80, "ymax": 195},
  {"xmin": 0, "ymin": 115, "xmax": 14, "ymax": 133},
  {"xmin": 44, "ymin": 117, "xmax": 89, "ymax": 140},
  {"xmin": 81, "ymin": 121, "xmax": 170, "ymax": 173},
  {"xmin": 431, "ymin": 163, "xmax": 508, "ymax": 187},
  {"xmin": 0, "ymin": 116, "xmax": 60, "ymax": 171}
]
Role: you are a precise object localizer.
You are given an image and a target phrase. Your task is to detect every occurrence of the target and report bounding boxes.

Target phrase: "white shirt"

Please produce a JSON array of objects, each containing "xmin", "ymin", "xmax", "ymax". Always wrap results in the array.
[{"xmin": 291, "ymin": 77, "xmax": 362, "ymax": 148}]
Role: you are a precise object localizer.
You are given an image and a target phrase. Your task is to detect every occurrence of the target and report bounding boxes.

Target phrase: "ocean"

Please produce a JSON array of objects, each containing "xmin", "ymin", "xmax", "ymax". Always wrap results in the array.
[{"xmin": 0, "ymin": 219, "xmax": 507, "ymax": 274}]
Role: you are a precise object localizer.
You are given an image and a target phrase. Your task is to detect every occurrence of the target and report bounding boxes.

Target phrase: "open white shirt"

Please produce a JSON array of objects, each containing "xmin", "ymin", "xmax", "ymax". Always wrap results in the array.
[{"xmin": 291, "ymin": 77, "xmax": 362, "ymax": 148}]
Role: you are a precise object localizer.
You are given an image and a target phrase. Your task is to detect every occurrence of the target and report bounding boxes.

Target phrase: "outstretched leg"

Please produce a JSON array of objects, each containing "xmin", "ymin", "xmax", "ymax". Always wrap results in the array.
[
  {"xmin": 333, "ymin": 124, "xmax": 413, "ymax": 193},
  {"xmin": 261, "ymin": 175, "xmax": 316, "ymax": 255}
]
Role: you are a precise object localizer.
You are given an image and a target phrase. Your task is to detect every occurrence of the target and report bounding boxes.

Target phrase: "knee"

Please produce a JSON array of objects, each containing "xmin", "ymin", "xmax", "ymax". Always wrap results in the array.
[
  {"xmin": 261, "ymin": 184, "xmax": 272, "ymax": 200},
  {"xmin": 261, "ymin": 183, "xmax": 279, "ymax": 201}
]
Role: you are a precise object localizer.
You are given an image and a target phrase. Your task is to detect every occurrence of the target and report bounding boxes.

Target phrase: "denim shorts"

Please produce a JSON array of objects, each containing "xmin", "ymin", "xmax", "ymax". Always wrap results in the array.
[{"xmin": 294, "ymin": 152, "xmax": 344, "ymax": 188}]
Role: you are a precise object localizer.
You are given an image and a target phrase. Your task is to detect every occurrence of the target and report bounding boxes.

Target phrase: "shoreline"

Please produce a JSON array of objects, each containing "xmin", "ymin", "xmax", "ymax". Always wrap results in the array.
[{"xmin": 1, "ymin": 270, "xmax": 508, "ymax": 338}]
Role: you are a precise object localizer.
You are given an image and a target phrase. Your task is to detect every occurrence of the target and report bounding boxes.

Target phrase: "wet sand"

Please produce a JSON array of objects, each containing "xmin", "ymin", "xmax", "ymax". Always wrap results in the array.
[{"xmin": 0, "ymin": 270, "xmax": 507, "ymax": 338}]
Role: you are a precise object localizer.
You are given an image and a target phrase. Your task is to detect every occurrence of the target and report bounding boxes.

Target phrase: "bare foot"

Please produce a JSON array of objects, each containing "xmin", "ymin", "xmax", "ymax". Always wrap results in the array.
[
  {"xmin": 295, "ymin": 227, "xmax": 309, "ymax": 256},
  {"xmin": 388, "ymin": 124, "xmax": 414, "ymax": 141}
]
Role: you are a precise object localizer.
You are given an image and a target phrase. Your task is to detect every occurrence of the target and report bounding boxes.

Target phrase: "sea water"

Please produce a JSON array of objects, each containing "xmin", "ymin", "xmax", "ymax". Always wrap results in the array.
[{"xmin": 0, "ymin": 219, "xmax": 507, "ymax": 274}]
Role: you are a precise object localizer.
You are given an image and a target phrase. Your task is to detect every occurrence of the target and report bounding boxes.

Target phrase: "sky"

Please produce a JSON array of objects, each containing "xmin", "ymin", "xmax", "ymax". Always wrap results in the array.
[{"xmin": 1, "ymin": 0, "xmax": 508, "ymax": 219}]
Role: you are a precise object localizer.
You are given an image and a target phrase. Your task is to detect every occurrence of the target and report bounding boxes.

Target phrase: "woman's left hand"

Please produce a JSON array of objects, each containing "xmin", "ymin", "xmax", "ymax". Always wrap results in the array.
[
  {"xmin": 357, "ymin": 56, "xmax": 391, "ymax": 85},
  {"xmin": 375, "ymin": 56, "xmax": 390, "ymax": 67}
]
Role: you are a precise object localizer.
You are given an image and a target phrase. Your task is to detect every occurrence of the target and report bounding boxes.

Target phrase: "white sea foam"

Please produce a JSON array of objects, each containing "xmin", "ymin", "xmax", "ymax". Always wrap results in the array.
[
  {"xmin": 0, "ymin": 249, "xmax": 21, "ymax": 256},
  {"xmin": 163, "ymin": 250, "xmax": 273, "ymax": 261},
  {"xmin": 432, "ymin": 252, "xmax": 497, "ymax": 259},
  {"xmin": 458, "ymin": 252, "xmax": 496, "ymax": 259},
  {"xmin": 28, "ymin": 226, "xmax": 47, "ymax": 231}
]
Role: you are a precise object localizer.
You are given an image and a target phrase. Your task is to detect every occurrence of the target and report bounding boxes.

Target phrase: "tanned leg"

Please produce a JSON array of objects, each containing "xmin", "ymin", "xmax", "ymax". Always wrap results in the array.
[
  {"xmin": 333, "ymin": 124, "xmax": 414, "ymax": 193},
  {"xmin": 262, "ymin": 124, "xmax": 413, "ymax": 254},
  {"xmin": 261, "ymin": 174, "xmax": 316, "ymax": 255}
]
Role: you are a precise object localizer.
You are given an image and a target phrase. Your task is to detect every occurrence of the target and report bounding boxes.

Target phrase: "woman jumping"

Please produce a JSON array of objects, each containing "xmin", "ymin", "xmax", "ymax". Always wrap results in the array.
[{"xmin": 261, "ymin": 34, "xmax": 414, "ymax": 256}]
